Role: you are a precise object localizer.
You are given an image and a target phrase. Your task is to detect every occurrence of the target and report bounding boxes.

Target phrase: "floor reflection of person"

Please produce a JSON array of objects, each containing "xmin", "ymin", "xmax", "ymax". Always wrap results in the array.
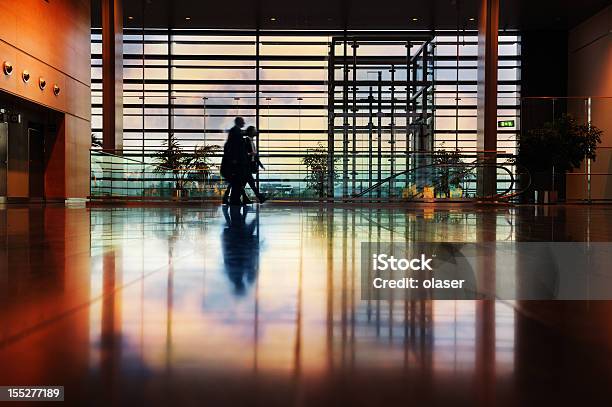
[{"xmin": 221, "ymin": 205, "xmax": 259, "ymax": 296}]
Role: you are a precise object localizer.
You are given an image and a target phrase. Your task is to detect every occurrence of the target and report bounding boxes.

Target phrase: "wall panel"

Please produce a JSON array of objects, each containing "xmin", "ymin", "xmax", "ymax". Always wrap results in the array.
[
  {"xmin": 0, "ymin": 0, "xmax": 91, "ymax": 199},
  {"xmin": 567, "ymin": 5, "xmax": 612, "ymax": 201}
]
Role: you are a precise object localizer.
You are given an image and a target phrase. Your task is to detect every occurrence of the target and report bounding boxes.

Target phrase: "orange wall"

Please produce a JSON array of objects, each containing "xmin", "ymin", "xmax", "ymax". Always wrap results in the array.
[
  {"xmin": 568, "ymin": 5, "xmax": 612, "ymax": 100},
  {"xmin": 567, "ymin": 5, "xmax": 612, "ymax": 200},
  {"xmin": 0, "ymin": 0, "xmax": 91, "ymax": 199}
]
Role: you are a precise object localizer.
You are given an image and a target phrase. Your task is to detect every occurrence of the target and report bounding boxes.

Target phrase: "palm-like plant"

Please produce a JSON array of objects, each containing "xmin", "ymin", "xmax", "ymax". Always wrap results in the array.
[
  {"xmin": 91, "ymin": 133, "xmax": 103, "ymax": 149},
  {"xmin": 154, "ymin": 134, "xmax": 220, "ymax": 195},
  {"xmin": 432, "ymin": 149, "xmax": 466, "ymax": 198},
  {"xmin": 190, "ymin": 144, "xmax": 220, "ymax": 183},
  {"xmin": 301, "ymin": 142, "xmax": 339, "ymax": 199}
]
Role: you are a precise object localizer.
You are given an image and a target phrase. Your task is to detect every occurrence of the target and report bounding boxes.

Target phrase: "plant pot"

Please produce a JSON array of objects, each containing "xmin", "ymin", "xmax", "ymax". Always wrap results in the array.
[
  {"xmin": 422, "ymin": 185, "xmax": 435, "ymax": 200},
  {"xmin": 450, "ymin": 187, "xmax": 463, "ymax": 198},
  {"xmin": 532, "ymin": 171, "xmax": 554, "ymax": 191},
  {"xmin": 534, "ymin": 190, "xmax": 558, "ymax": 204},
  {"xmin": 529, "ymin": 171, "xmax": 565, "ymax": 203}
]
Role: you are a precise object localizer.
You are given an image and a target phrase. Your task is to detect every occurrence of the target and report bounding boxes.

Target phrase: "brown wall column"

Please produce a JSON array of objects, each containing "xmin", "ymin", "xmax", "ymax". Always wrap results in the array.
[
  {"xmin": 476, "ymin": 0, "xmax": 499, "ymax": 197},
  {"xmin": 102, "ymin": 0, "xmax": 123, "ymax": 152}
]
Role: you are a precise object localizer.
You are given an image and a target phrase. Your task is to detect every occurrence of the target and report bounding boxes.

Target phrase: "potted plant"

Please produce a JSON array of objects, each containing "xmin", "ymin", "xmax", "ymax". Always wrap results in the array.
[
  {"xmin": 518, "ymin": 114, "xmax": 602, "ymax": 203},
  {"xmin": 154, "ymin": 134, "xmax": 220, "ymax": 200},
  {"xmin": 301, "ymin": 142, "xmax": 339, "ymax": 201},
  {"xmin": 91, "ymin": 133, "xmax": 103, "ymax": 149},
  {"xmin": 432, "ymin": 148, "xmax": 467, "ymax": 198},
  {"xmin": 189, "ymin": 143, "xmax": 221, "ymax": 197}
]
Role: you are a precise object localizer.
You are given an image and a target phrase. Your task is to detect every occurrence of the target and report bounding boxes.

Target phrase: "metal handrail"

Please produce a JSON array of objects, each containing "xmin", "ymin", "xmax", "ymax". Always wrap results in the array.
[
  {"xmin": 349, "ymin": 160, "xmax": 531, "ymax": 201},
  {"xmin": 91, "ymin": 150, "xmax": 531, "ymax": 202}
]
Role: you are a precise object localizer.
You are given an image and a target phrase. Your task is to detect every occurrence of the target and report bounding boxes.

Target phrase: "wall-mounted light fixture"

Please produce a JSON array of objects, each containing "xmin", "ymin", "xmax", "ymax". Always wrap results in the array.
[
  {"xmin": 22, "ymin": 70, "xmax": 30, "ymax": 83},
  {"xmin": 53, "ymin": 84, "xmax": 61, "ymax": 96},
  {"xmin": 2, "ymin": 61, "xmax": 13, "ymax": 76},
  {"xmin": 39, "ymin": 77, "xmax": 46, "ymax": 90}
]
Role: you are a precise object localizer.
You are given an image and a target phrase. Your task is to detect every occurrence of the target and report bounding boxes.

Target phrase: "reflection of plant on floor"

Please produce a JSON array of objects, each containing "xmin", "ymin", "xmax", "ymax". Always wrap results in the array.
[
  {"xmin": 302, "ymin": 142, "xmax": 339, "ymax": 200},
  {"xmin": 305, "ymin": 208, "xmax": 333, "ymax": 238},
  {"xmin": 153, "ymin": 134, "xmax": 221, "ymax": 195},
  {"xmin": 432, "ymin": 149, "xmax": 466, "ymax": 198},
  {"xmin": 432, "ymin": 211, "xmax": 466, "ymax": 225}
]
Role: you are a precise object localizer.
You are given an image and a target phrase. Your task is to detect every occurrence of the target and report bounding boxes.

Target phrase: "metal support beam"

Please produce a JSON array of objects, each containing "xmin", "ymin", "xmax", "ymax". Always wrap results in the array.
[
  {"xmin": 377, "ymin": 71, "xmax": 382, "ymax": 199},
  {"xmin": 422, "ymin": 44, "xmax": 428, "ymax": 140},
  {"xmin": 342, "ymin": 33, "xmax": 349, "ymax": 198},
  {"xmin": 389, "ymin": 65, "xmax": 395, "ymax": 196},
  {"xmin": 351, "ymin": 41, "xmax": 358, "ymax": 195},
  {"xmin": 327, "ymin": 41, "xmax": 336, "ymax": 199},
  {"xmin": 140, "ymin": 2, "xmax": 145, "ymax": 163},
  {"xmin": 101, "ymin": 0, "xmax": 123, "ymax": 152},
  {"xmin": 405, "ymin": 42, "xmax": 411, "ymax": 187},
  {"xmin": 368, "ymin": 87, "xmax": 373, "ymax": 191},
  {"xmin": 167, "ymin": 26, "xmax": 172, "ymax": 145},
  {"xmin": 255, "ymin": 28, "xmax": 260, "ymax": 187}
]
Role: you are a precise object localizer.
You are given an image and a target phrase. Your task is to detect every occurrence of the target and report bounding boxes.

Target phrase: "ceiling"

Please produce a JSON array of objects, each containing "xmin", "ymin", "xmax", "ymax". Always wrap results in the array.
[{"xmin": 92, "ymin": 0, "xmax": 610, "ymax": 31}]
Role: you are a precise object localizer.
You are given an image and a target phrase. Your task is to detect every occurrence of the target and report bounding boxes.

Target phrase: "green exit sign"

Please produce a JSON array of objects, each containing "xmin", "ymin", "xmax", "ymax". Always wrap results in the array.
[{"xmin": 498, "ymin": 120, "xmax": 515, "ymax": 128}]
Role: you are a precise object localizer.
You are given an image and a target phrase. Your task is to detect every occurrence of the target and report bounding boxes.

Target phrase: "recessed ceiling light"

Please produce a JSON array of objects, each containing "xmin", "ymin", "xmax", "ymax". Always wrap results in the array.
[
  {"xmin": 411, "ymin": 17, "xmax": 419, "ymax": 22},
  {"xmin": 128, "ymin": 16, "xmax": 134, "ymax": 20},
  {"xmin": 469, "ymin": 17, "xmax": 475, "ymax": 21},
  {"xmin": 185, "ymin": 17, "xmax": 191, "ymax": 21},
  {"xmin": 270, "ymin": 17, "xmax": 277, "ymax": 21}
]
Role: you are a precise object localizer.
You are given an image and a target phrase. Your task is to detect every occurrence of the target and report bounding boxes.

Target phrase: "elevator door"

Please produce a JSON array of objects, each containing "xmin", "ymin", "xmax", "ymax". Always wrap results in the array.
[
  {"xmin": 0, "ymin": 122, "xmax": 7, "ymax": 198},
  {"xmin": 28, "ymin": 127, "xmax": 44, "ymax": 199}
]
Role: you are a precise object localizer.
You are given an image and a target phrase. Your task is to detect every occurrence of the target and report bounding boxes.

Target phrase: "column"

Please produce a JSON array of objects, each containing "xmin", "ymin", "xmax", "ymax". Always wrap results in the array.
[
  {"xmin": 102, "ymin": 0, "xmax": 123, "ymax": 152},
  {"xmin": 476, "ymin": 0, "xmax": 499, "ymax": 197}
]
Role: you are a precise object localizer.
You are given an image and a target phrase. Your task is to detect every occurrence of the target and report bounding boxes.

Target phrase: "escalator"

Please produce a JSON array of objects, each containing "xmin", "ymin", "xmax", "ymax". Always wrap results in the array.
[{"xmin": 348, "ymin": 159, "xmax": 531, "ymax": 202}]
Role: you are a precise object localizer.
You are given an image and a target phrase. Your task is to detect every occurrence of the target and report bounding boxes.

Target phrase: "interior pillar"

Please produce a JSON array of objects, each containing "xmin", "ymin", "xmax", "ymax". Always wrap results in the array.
[
  {"xmin": 476, "ymin": 0, "xmax": 499, "ymax": 197},
  {"xmin": 102, "ymin": 0, "xmax": 123, "ymax": 152}
]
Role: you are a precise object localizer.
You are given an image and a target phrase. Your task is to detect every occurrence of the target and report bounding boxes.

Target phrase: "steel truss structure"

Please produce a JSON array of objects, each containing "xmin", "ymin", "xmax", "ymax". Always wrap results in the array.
[{"xmin": 329, "ymin": 34, "xmax": 435, "ymax": 198}]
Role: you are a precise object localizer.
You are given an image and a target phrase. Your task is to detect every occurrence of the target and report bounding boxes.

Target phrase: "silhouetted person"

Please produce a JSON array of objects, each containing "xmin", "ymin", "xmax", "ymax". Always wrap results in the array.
[
  {"xmin": 223, "ymin": 173, "xmax": 252, "ymax": 204},
  {"xmin": 243, "ymin": 126, "xmax": 267, "ymax": 203},
  {"xmin": 220, "ymin": 117, "xmax": 249, "ymax": 205},
  {"xmin": 221, "ymin": 205, "xmax": 259, "ymax": 296}
]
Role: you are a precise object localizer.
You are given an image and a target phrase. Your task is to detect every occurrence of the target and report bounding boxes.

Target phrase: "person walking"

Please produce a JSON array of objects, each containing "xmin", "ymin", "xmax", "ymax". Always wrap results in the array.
[
  {"xmin": 220, "ymin": 117, "xmax": 249, "ymax": 205},
  {"xmin": 242, "ymin": 126, "xmax": 267, "ymax": 203}
]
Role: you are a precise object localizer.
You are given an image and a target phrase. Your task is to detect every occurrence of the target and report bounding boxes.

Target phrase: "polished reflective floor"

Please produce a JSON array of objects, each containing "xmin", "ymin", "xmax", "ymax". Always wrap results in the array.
[{"xmin": 1, "ymin": 204, "xmax": 612, "ymax": 406}]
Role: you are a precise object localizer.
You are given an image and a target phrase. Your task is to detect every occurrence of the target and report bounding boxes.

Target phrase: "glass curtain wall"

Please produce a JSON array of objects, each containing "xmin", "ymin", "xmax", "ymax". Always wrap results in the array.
[{"xmin": 91, "ymin": 29, "xmax": 521, "ymax": 199}]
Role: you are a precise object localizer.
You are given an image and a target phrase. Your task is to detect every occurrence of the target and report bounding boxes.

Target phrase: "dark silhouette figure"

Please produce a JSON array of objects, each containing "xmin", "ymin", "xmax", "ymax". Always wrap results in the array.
[
  {"xmin": 221, "ymin": 205, "xmax": 259, "ymax": 296},
  {"xmin": 243, "ymin": 126, "xmax": 267, "ymax": 203},
  {"xmin": 220, "ymin": 117, "xmax": 249, "ymax": 205}
]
